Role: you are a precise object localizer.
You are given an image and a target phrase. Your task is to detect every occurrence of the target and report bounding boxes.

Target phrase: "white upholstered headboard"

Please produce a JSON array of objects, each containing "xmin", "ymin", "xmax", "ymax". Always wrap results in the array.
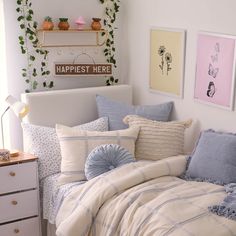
[{"xmin": 21, "ymin": 85, "xmax": 132, "ymax": 127}]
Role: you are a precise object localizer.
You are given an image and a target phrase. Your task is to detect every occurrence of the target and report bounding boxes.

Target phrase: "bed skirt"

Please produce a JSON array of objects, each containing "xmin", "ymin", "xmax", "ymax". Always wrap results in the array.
[
  {"xmin": 42, "ymin": 219, "xmax": 56, "ymax": 236},
  {"xmin": 47, "ymin": 223, "xmax": 57, "ymax": 236}
]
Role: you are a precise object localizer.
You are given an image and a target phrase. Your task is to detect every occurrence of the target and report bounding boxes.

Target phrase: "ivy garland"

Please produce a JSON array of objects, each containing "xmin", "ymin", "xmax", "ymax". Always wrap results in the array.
[
  {"xmin": 16, "ymin": 0, "xmax": 53, "ymax": 93},
  {"xmin": 99, "ymin": 0, "xmax": 120, "ymax": 86}
]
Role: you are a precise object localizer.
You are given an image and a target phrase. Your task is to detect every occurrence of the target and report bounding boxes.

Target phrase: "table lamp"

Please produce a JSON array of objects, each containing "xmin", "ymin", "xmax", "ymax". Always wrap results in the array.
[{"xmin": 0, "ymin": 95, "xmax": 29, "ymax": 161}]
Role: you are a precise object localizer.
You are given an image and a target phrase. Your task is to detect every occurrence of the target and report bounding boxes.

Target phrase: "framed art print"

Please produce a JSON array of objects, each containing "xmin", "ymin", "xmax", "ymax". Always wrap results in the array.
[
  {"xmin": 194, "ymin": 32, "xmax": 236, "ymax": 110},
  {"xmin": 149, "ymin": 27, "xmax": 186, "ymax": 98}
]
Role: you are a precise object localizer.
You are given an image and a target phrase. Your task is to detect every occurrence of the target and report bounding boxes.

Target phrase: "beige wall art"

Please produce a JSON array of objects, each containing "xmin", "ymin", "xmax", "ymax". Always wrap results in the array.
[{"xmin": 150, "ymin": 27, "xmax": 186, "ymax": 98}]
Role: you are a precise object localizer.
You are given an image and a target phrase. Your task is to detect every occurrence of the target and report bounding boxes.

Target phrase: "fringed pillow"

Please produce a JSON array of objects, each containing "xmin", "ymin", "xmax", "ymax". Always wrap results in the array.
[
  {"xmin": 185, "ymin": 129, "xmax": 236, "ymax": 184},
  {"xmin": 124, "ymin": 115, "xmax": 192, "ymax": 161}
]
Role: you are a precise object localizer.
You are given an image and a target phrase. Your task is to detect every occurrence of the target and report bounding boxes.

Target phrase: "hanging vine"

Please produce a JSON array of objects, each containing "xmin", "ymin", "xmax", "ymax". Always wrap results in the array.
[
  {"xmin": 16, "ymin": 0, "xmax": 53, "ymax": 93},
  {"xmin": 99, "ymin": 0, "xmax": 120, "ymax": 85}
]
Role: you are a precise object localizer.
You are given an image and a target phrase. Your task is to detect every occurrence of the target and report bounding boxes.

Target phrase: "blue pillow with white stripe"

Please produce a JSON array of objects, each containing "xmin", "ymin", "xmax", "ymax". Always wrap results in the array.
[{"xmin": 85, "ymin": 144, "xmax": 135, "ymax": 180}]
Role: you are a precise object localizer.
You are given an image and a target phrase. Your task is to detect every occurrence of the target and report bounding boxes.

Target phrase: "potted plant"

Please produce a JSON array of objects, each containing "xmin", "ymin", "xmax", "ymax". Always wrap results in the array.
[
  {"xmin": 42, "ymin": 16, "xmax": 54, "ymax": 30},
  {"xmin": 58, "ymin": 18, "xmax": 70, "ymax": 30}
]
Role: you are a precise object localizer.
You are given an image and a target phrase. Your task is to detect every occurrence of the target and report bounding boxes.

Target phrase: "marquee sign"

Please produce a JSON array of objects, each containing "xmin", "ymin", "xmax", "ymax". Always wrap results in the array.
[{"xmin": 54, "ymin": 63, "xmax": 112, "ymax": 76}]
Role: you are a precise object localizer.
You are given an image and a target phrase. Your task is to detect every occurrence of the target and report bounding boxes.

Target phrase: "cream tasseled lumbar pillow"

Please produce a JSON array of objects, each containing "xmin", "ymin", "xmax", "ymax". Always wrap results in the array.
[
  {"xmin": 123, "ymin": 115, "xmax": 192, "ymax": 161},
  {"xmin": 56, "ymin": 125, "xmax": 140, "ymax": 185}
]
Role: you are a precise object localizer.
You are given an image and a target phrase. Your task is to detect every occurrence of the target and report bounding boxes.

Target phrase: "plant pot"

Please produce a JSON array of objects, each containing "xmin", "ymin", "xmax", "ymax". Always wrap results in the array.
[
  {"xmin": 91, "ymin": 18, "xmax": 101, "ymax": 30},
  {"xmin": 58, "ymin": 18, "xmax": 70, "ymax": 30},
  {"xmin": 42, "ymin": 21, "xmax": 54, "ymax": 30}
]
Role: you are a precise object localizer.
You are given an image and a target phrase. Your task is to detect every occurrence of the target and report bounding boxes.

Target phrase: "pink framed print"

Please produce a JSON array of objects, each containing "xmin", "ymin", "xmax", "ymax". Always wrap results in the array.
[{"xmin": 194, "ymin": 32, "xmax": 236, "ymax": 110}]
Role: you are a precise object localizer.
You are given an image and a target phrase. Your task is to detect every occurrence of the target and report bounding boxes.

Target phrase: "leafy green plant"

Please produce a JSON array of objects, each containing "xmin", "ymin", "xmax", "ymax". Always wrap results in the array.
[
  {"xmin": 44, "ymin": 16, "xmax": 53, "ymax": 22},
  {"xmin": 106, "ymin": 76, "xmax": 118, "ymax": 86},
  {"xmin": 99, "ymin": 0, "xmax": 120, "ymax": 86},
  {"xmin": 16, "ymin": 0, "xmax": 53, "ymax": 92},
  {"xmin": 59, "ymin": 18, "xmax": 69, "ymax": 22}
]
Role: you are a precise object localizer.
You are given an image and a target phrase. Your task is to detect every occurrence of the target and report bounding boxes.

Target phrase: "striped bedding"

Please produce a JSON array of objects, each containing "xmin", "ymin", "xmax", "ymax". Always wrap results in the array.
[{"xmin": 55, "ymin": 155, "xmax": 236, "ymax": 236}]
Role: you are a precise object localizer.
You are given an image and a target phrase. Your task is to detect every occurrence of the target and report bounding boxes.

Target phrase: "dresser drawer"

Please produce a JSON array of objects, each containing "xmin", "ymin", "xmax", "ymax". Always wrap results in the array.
[
  {"xmin": 0, "ymin": 217, "xmax": 40, "ymax": 236},
  {"xmin": 0, "ymin": 162, "xmax": 37, "ymax": 194},
  {"xmin": 0, "ymin": 190, "xmax": 39, "ymax": 224}
]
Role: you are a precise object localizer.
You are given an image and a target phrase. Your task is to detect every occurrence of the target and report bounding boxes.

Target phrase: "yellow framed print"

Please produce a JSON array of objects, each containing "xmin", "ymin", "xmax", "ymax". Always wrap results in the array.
[{"xmin": 149, "ymin": 27, "xmax": 186, "ymax": 98}]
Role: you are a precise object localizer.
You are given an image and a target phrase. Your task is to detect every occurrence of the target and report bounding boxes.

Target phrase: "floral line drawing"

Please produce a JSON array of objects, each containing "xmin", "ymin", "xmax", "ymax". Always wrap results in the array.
[
  {"xmin": 158, "ymin": 46, "xmax": 166, "ymax": 74},
  {"xmin": 165, "ymin": 52, "xmax": 172, "ymax": 75},
  {"xmin": 158, "ymin": 46, "xmax": 173, "ymax": 76}
]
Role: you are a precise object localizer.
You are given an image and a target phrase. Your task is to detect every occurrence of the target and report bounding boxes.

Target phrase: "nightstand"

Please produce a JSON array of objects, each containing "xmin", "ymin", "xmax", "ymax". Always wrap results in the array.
[{"xmin": 0, "ymin": 152, "xmax": 41, "ymax": 236}]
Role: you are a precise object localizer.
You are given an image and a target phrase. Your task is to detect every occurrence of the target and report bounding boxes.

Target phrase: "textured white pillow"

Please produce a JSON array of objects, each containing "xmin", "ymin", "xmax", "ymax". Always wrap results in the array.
[
  {"xmin": 123, "ymin": 115, "xmax": 192, "ymax": 161},
  {"xmin": 56, "ymin": 125, "xmax": 140, "ymax": 185},
  {"xmin": 22, "ymin": 117, "xmax": 108, "ymax": 181}
]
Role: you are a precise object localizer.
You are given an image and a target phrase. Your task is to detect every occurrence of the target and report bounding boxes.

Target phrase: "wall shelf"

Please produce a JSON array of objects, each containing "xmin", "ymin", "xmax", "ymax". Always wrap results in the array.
[{"xmin": 37, "ymin": 29, "xmax": 108, "ymax": 48}]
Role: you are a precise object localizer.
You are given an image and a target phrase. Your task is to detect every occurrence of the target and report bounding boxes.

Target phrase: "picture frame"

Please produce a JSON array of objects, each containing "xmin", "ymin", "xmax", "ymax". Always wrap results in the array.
[
  {"xmin": 194, "ymin": 31, "xmax": 236, "ymax": 110},
  {"xmin": 149, "ymin": 27, "xmax": 186, "ymax": 98}
]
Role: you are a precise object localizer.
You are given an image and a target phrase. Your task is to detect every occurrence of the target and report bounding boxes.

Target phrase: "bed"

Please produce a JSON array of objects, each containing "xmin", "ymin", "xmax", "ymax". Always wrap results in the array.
[
  {"xmin": 21, "ymin": 85, "xmax": 236, "ymax": 236},
  {"xmin": 21, "ymin": 85, "xmax": 135, "ymax": 235}
]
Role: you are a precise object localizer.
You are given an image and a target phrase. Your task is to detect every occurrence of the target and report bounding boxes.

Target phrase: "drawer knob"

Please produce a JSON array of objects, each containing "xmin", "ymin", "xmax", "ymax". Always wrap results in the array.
[
  {"xmin": 14, "ymin": 228, "xmax": 20, "ymax": 234},
  {"xmin": 11, "ymin": 200, "xmax": 18, "ymax": 205},
  {"xmin": 9, "ymin": 171, "xmax": 16, "ymax": 177}
]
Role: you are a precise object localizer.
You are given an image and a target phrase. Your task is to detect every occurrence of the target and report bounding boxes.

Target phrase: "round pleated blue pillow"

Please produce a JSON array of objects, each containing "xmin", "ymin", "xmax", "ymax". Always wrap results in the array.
[{"xmin": 85, "ymin": 144, "xmax": 135, "ymax": 180}]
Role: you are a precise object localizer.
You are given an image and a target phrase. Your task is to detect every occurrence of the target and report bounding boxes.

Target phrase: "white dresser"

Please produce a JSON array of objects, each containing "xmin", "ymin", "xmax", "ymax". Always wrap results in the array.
[{"xmin": 0, "ymin": 152, "xmax": 41, "ymax": 236}]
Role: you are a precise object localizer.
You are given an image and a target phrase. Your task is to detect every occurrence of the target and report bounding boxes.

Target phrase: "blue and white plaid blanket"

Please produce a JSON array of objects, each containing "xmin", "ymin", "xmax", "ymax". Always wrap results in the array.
[{"xmin": 55, "ymin": 155, "xmax": 236, "ymax": 236}]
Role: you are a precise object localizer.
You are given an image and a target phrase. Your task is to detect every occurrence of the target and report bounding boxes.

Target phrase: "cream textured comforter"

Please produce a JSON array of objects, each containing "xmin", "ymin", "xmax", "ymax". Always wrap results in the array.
[{"xmin": 56, "ymin": 155, "xmax": 236, "ymax": 236}]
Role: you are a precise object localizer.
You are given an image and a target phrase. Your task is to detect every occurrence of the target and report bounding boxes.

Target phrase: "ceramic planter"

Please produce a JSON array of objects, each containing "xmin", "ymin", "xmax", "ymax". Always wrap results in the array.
[
  {"xmin": 91, "ymin": 18, "xmax": 102, "ymax": 30},
  {"xmin": 58, "ymin": 18, "xmax": 70, "ymax": 30}
]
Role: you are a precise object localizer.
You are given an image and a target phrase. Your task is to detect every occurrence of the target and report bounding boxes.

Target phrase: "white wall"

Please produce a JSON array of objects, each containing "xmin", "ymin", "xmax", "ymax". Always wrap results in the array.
[
  {"xmin": 0, "ymin": 0, "xmax": 10, "ymax": 149},
  {"xmin": 122, "ymin": 0, "xmax": 236, "ymax": 152},
  {"xmin": 7, "ymin": 0, "xmax": 236, "ymax": 152},
  {"xmin": 3, "ymin": 0, "xmax": 123, "ymax": 149}
]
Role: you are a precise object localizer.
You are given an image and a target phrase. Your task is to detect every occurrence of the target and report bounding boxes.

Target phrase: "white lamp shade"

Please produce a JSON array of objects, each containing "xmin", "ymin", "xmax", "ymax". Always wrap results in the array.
[{"xmin": 5, "ymin": 95, "xmax": 29, "ymax": 118}]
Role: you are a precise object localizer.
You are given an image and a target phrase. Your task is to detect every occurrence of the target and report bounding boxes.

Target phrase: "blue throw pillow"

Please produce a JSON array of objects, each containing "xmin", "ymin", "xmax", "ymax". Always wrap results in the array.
[
  {"xmin": 96, "ymin": 95, "xmax": 173, "ymax": 130},
  {"xmin": 185, "ymin": 129, "xmax": 236, "ymax": 184},
  {"xmin": 85, "ymin": 144, "xmax": 135, "ymax": 180}
]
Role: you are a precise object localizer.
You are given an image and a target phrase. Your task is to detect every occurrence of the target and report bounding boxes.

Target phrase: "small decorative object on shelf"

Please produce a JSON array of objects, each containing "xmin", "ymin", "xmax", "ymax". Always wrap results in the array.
[
  {"xmin": 42, "ymin": 16, "xmax": 54, "ymax": 30},
  {"xmin": 58, "ymin": 18, "xmax": 70, "ymax": 30},
  {"xmin": 0, "ymin": 149, "xmax": 10, "ymax": 161},
  {"xmin": 91, "ymin": 18, "xmax": 102, "ymax": 30},
  {"xmin": 75, "ymin": 16, "xmax": 86, "ymax": 30}
]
